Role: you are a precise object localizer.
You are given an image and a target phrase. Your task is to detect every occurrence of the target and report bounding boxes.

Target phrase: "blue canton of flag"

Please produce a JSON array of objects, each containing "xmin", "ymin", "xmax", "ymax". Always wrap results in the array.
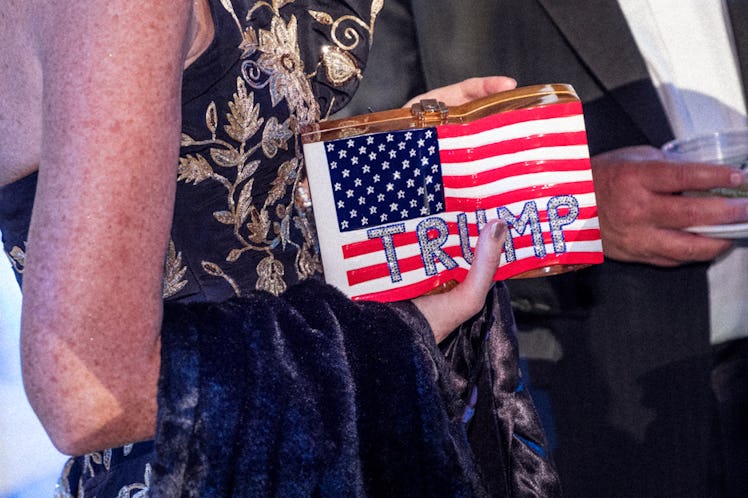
[{"xmin": 324, "ymin": 128, "xmax": 446, "ymax": 232}]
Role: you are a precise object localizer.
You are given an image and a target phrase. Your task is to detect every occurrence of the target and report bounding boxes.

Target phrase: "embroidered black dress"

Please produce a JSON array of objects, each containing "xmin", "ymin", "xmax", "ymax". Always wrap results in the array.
[{"xmin": 0, "ymin": 1, "xmax": 559, "ymax": 496}]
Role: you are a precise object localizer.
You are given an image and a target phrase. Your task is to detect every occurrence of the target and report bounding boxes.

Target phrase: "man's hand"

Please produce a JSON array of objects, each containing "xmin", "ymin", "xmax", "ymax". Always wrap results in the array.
[{"xmin": 592, "ymin": 145, "xmax": 748, "ymax": 266}]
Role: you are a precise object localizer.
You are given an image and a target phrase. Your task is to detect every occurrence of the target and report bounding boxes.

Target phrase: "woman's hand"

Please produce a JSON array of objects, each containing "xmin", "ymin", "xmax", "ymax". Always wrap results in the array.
[
  {"xmin": 402, "ymin": 77, "xmax": 516, "ymax": 342},
  {"xmin": 412, "ymin": 219, "xmax": 507, "ymax": 343},
  {"xmin": 404, "ymin": 76, "xmax": 517, "ymax": 108}
]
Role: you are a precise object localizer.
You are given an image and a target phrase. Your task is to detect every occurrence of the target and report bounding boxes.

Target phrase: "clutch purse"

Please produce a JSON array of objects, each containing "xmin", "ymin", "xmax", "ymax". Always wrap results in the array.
[{"xmin": 301, "ymin": 84, "xmax": 603, "ymax": 302}]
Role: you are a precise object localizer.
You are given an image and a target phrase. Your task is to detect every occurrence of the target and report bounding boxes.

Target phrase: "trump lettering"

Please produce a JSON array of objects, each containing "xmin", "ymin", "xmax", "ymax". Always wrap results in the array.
[{"xmin": 367, "ymin": 196, "xmax": 581, "ymax": 283}]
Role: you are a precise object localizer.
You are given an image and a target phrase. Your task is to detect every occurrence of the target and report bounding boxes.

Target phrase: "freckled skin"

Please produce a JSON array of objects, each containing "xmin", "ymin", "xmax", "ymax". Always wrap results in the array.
[
  {"xmin": 0, "ymin": 3, "xmax": 42, "ymax": 184},
  {"xmin": 2, "ymin": 0, "xmax": 197, "ymax": 455}
]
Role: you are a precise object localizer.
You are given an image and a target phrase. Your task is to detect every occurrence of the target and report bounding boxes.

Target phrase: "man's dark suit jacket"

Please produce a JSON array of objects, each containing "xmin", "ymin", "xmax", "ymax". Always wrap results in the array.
[{"xmin": 339, "ymin": 1, "xmax": 748, "ymax": 496}]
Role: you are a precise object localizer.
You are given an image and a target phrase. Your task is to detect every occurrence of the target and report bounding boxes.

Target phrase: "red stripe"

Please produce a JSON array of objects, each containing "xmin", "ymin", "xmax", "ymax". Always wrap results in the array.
[
  {"xmin": 346, "ymin": 244, "xmax": 467, "ymax": 286},
  {"xmin": 435, "ymin": 101, "xmax": 583, "ymax": 139},
  {"xmin": 342, "ymin": 231, "xmax": 420, "ymax": 258},
  {"xmin": 441, "ymin": 158, "xmax": 591, "ymax": 189},
  {"xmin": 510, "ymin": 225, "xmax": 602, "ymax": 246},
  {"xmin": 444, "ymin": 180, "xmax": 595, "ymax": 212},
  {"xmin": 350, "ymin": 251, "xmax": 604, "ymax": 302},
  {"xmin": 493, "ymin": 252, "xmax": 604, "ymax": 280},
  {"xmin": 439, "ymin": 131, "xmax": 588, "ymax": 163},
  {"xmin": 352, "ymin": 272, "xmax": 469, "ymax": 303}
]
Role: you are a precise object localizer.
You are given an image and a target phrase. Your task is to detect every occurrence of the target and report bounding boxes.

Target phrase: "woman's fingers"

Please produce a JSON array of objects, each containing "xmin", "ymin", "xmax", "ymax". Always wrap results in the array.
[
  {"xmin": 404, "ymin": 76, "xmax": 517, "ymax": 108},
  {"xmin": 459, "ymin": 219, "xmax": 507, "ymax": 304},
  {"xmin": 412, "ymin": 219, "xmax": 507, "ymax": 342}
]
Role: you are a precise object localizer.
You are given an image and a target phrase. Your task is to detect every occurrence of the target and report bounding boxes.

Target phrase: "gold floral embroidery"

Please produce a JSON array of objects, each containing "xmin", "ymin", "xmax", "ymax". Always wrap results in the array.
[
  {"xmin": 163, "ymin": 240, "xmax": 188, "ymax": 299},
  {"xmin": 318, "ymin": 45, "xmax": 362, "ymax": 86},
  {"xmin": 54, "ymin": 458, "xmax": 81, "ymax": 498},
  {"xmin": 84, "ymin": 449, "xmax": 112, "ymax": 476},
  {"xmin": 202, "ymin": 260, "xmax": 242, "ymax": 296},
  {"xmin": 261, "ymin": 116, "xmax": 293, "ymax": 158},
  {"xmin": 115, "ymin": 463, "xmax": 151, "ymax": 498},
  {"xmin": 256, "ymin": 254, "xmax": 286, "ymax": 295},
  {"xmin": 308, "ymin": 0, "xmax": 381, "ymax": 87},
  {"xmin": 7, "ymin": 244, "xmax": 26, "ymax": 274},
  {"xmin": 181, "ymin": 76, "xmax": 312, "ymax": 295},
  {"xmin": 174, "ymin": 0, "xmax": 374, "ymax": 296},
  {"xmin": 243, "ymin": 13, "xmax": 321, "ymax": 127}
]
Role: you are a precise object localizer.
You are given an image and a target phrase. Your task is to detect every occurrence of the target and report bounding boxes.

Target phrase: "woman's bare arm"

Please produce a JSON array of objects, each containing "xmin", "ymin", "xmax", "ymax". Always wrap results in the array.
[{"xmin": 21, "ymin": 0, "xmax": 194, "ymax": 455}]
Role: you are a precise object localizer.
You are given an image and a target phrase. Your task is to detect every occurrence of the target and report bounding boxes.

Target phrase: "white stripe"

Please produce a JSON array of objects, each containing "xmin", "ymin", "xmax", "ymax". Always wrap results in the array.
[
  {"xmin": 444, "ymin": 170, "xmax": 594, "ymax": 199},
  {"xmin": 490, "ymin": 192, "xmax": 599, "ymax": 213},
  {"xmin": 437, "ymin": 115, "xmax": 587, "ymax": 150},
  {"xmin": 440, "ymin": 145, "xmax": 591, "ymax": 176}
]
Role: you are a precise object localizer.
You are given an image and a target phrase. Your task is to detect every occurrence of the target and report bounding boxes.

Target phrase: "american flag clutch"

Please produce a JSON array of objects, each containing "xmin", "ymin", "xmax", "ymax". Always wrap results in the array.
[{"xmin": 301, "ymin": 84, "xmax": 603, "ymax": 302}]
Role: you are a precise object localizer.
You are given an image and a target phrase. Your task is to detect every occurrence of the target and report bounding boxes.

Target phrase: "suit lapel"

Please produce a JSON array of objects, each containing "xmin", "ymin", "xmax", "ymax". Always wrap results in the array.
[
  {"xmin": 726, "ymin": 0, "xmax": 748, "ymax": 99},
  {"xmin": 536, "ymin": 0, "xmax": 673, "ymax": 144},
  {"xmin": 536, "ymin": 0, "xmax": 645, "ymax": 88}
]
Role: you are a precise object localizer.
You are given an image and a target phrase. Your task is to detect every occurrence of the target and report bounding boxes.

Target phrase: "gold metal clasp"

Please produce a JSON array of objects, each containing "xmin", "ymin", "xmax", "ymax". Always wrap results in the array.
[{"xmin": 410, "ymin": 99, "xmax": 448, "ymax": 125}]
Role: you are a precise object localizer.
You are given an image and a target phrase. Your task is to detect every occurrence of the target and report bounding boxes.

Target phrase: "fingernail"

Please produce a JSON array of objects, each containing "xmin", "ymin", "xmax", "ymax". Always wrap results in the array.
[
  {"xmin": 491, "ymin": 220, "xmax": 505, "ymax": 239},
  {"xmin": 730, "ymin": 171, "xmax": 745, "ymax": 186}
]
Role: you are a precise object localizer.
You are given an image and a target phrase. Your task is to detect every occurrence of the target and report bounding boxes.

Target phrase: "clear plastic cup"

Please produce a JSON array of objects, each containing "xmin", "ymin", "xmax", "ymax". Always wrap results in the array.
[{"xmin": 662, "ymin": 128, "xmax": 748, "ymax": 198}]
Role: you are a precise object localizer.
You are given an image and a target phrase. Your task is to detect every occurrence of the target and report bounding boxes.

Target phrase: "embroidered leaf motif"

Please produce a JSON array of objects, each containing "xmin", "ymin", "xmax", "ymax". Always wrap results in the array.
[
  {"xmin": 236, "ymin": 178, "xmax": 255, "ymax": 225},
  {"xmin": 201, "ymin": 261, "xmax": 224, "ymax": 277},
  {"xmin": 274, "ymin": 0, "xmax": 294, "ymax": 10},
  {"xmin": 163, "ymin": 240, "xmax": 188, "ymax": 299},
  {"xmin": 226, "ymin": 248, "xmax": 244, "ymax": 262},
  {"xmin": 219, "ymin": 0, "xmax": 241, "ymax": 28},
  {"xmin": 206, "ymin": 101, "xmax": 218, "ymax": 134},
  {"xmin": 237, "ymin": 159, "xmax": 260, "ymax": 185},
  {"xmin": 225, "ymin": 78, "xmax": 263, "ymax": 143},
  {"xmin": 240, "ymin": 27, "xmax": 258, "ymax": 58},
  {"xmin": 202, "ymin": 261, "xmax": 241, "ymax": 296},
  {"xmin": 178, "ymin": 154, "xmax": 213, "ymax": 184},
  {"xmin": 219, "ymin": 0, "xmax": 234, "ymax": 15},
  {"xmin": 371, "ymin": 0, "xmax": 384, "ymax": 20},
  {"xmin": 246, "ymin": 207, "xmax": 270, "ymax": 243},
  {"xmin": 8, "ymin": 245, "xmax": 25, "ymax": 273},
  {"xmin": 321, "ymin": 46, "xmax": 361, "ymax": 86},
  {"xmin": 277, "ymin": 213, "xmax": 291, "ymax": 250},
  {"xmin": 180, "ymin": 133, "xmax": 197, "ymax": 147},
  {"xmin": 256, "ymin": 255, "xmax": 286, "ymax": 296},
  {"xmin": 213, "ymin": 210, "xmax": 235, "ymax": 225},
  {"xmin": 261, "ymin": 117, "xmax": 292, "ymax": 158},
  {"xmin": 266, "ymin": 158, "xmax": 297, "ymax": 206},
  {"xmin": 210, "ymin": 145, "xmax": 242, "ymax": 168},
  {"xmin": 308, "ymin": 10, "xmax": 333, "ymax": 25},
  {"xmin": 296, "ymin": 233, "xmax": 322, "ymax": 278}
]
